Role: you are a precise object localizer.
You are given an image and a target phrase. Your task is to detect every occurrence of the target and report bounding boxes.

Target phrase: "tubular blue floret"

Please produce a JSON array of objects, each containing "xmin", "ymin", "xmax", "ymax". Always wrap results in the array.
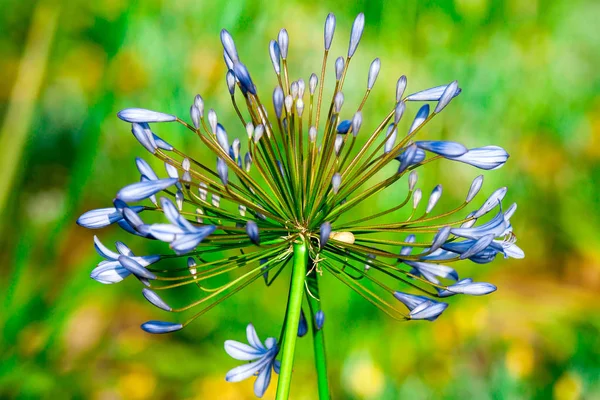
[
  {"xmin": 119, "ymin": 255, "xmax": 157, "ymax": 280},
  {"xmin": 118, "ymin": 108, "xmax": 177, "ymax": 123},
  {"xmin": 405, "ymin": 261, "xmax": 459, "ymax": 283},
  {"xmin": 452, "ymin": 206, "xmax": 510, "ymax": 240},
  {"xmin": 396, "ymin": 75, "xmax": 407, "ymax": 102},
  {"xmin": 220, "ymin": 29, "xmax": 239, "ymax": 63},
  {"xmin": 335, "ymin": 57, "xmax": 344, "ymax": 80},
  {"xmin": 233, "ymin": 62, "xmax": 256, "ymax": 95},
  {"xmin": 405, "ymin": 83, "xmax": 462, "ymax": 102},
  {"xmin": 459, "ymin": 234, "xmax": 495, "ymax": 260},
  {"xmin": 320, "ymin": 222, "xmax": 332, "ymax": 249},
  {"xmin": 331, "ymin": 173, "xmax": 341, "ymax": 194},
  {"xmin": 315, "ymin": 310, "xmax": 325, "ymax": 330},
  {"xmin": 324, "ymin": 13, "xmax": 336, "ymax": 50},
  {"xmin": 367, "ymin": 58, "xmax": 380, "ymax": 89},
  {"xmin": 116, "ymin": 178, "xmax": 179, "ymax": 203},
  {"xmin": 141, "ymin": 320, "xmax": 183, "ymax": 334},
  {"xmin": 278, "ymin": 29, "xmax": 289, "ymax": 59},
  {"xmin": 217, "ymin": 157, "xmax": 229, "ymax": 186},
  {"xmin": 336, "ymin": 120, "xmax": 352, "ymax": 134},
  {"xmin": 384, "ymin": 125, "xmax": 397, "ymax": 154},
  {"xmin": 446, "ymin": 281, "xmax": 497, "ymax": 295},
  {"xmin": 348, "ymin": 13, "xmax": 365, "ymax": 57},
  {"xmin": 268, "ymin": 40, "xmax": 281, "ymax": 76},
  {"xmin": 393, "ymin": 291, "xmax": 448, "ymax": 321},
  {"xmin": 399, "ymin": 234, "xmax": 416, "ymax": 256},
  {"xmin": 131, "ymin": 122, "xmax": 157, "ymax": 153},
  {"xmin": 409, "ymin": 104, "xmax": 430, "ymax": 134},
  {"xmin": 142, "ymin": 288, "xmax": 172, "ymax": 311},
  {"xmin": 466, "ymin": 175, "xmax": 484, "ymax": 202},
  {"xmin": 474, "ymin": 187, "xmax": 508, "ymax": 218},
  {"xmin": 246, "ymin": 220, "xmax": 260, "ymax": 245},
  {"xmin": 415, "ymin": 141, "xmax": 468, "ymax": 157},
  {"xmin": 298, "ymin": 310, "xmax": 308, "ymax": 337},
  {"xmin": 77, "ymin": 205, "xmax": 144, "ymax": 229},
  {"xmin": 446, "ymin": 145, "xmax": 509, "ymax": 170},
  {"xmin": 435, "ymin": 80, "xmax": 459, "ymax": 113},
  {"xmin": 426, "ymin": 185, "xmax": 443, "ymax": 213},
  {"xmin": 396, "ymin": 144, "xmax": 418, "ymax": 173},
  {"xmin": 136, "ymin": 158, "xmax": 159, "ymax": 181}
]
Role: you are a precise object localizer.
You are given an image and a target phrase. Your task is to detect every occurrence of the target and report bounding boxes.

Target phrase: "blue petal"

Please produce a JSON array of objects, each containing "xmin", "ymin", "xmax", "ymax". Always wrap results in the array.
[
  {"xmin": 246, "ymin": 323, "xmax": 265, "ymax": 350},
  {"xmin": 117, "ymin": 178, "xmax": 178, "ymax": 202},
  {"xmin": 131, "ymin": 123, "xmax": 157, "ymax": 153},
  {"xmin": 77, "ymin": 206, "xmax": 143, "ymax": 229},
  {"xmin": 451, "ymin": 209, "xmax": 507, "ymax": 239},
  {"xmin": 409, "ymin": 301, "xmax": 448, "ymax": 321},
  {"xmin": 90, "ymin": 261, "xmax": 131, "ymax": 284},
  {"xmin": 217, "ymin": 158, "xmax": 229, "ymax": 186},
  {"xmin": 409, "ymin": 104, "xmax": 430, "ymax": 134},
  {"xmin": 320, "ymin": 222, "xmax": 332, "ymax": 248},
  {"xmin": 348, "ymin": 13, "xmax": 365, "ymax": 57},
  {"xmin": 224, "ymin": 340, "xmax": 265, "ymax": 361},
  {"xmin": 136, "ymin": 158, "xmax": 159, "ymax": 180},
  {"xmin": 406, "ymin": 261, "xmax": 458, "ymax": 281},
  {"xmin": 297, "ymin": 310, "xmax": 308, "ymax": 337},
  {"xmin": 233, "ymin": 62, "xmax": 256, "ymax": 95},
  {"xmin": 415, "ymin": 141, "xmax": 467, "ymax": 157},
  {"xmin": 246, "ymin": 221, "xmax": 260, "ymax": 245},
  {"xmin": 142, "ymin": 288, "xmax": 172, "ymax": 311},
  {"xmin": 141, "ymin": 320, "xmax": 183, "ymax": 334},
  {"xmin": 447, "ymin": 146, "xmax": 509, "ymax": 170},
  {"xmin": 254, "ymin": 363, "xmax": 273, "ymax": 398},
  {"xmin": 93, "ymin": 235, "xmax": 119, "ymax": 260},
  {"xmin": 226, "ymin": 356, "xmax": 272, "ymax": 383},
  {"xmin": 393, "ymin": 291, "xmax": 429, "ymax": 310},
  {"xmin": 118, "ymin": 108, "xmax": 177, "ymax": 123},
  {"xmin": 474, "ymin": 187, "xmax": 507, "ymax": 218},
  {"xmin": 315, "ymin": 310, "xmax": 325, "ymax": 330},
  {"xmin": 406, "ymin": 83, "xmax": 461, "ymax": 102},
  {"xmin": 336, "ymin": 119, "xmax": 352, "ymax": 134},
  {"xmin": 118, "ymin": 255, "xmax": 157, "ymax": 280},
  {"xmin": 434, "ymin": 80, "xmax": 459, "ymax": 113},
  {"xmin": 447, "ymin": 281, "xmax": 497, "ymax": 295}
]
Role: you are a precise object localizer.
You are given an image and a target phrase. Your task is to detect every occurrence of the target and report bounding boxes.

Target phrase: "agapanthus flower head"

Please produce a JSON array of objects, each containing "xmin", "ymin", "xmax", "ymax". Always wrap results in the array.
[{"xmin": 77, "ymin": 12, "xmax": 523, "ymax": 398}]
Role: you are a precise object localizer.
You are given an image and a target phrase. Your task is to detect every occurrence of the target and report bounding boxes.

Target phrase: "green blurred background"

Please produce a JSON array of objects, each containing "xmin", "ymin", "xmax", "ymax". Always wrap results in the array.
[{"xmin": 1, "ymin": 0, "xmax": 599, "ymax": 398}]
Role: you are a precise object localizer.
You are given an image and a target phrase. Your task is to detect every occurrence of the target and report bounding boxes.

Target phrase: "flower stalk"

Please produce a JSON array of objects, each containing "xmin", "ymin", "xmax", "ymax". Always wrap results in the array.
[
  {"xmin": 275, "ymin": 239, "xmax": 308, "ymax": 399},
  {"xmin": 307, "ymin": 271, "xmax": 330, "ymax": 399}
]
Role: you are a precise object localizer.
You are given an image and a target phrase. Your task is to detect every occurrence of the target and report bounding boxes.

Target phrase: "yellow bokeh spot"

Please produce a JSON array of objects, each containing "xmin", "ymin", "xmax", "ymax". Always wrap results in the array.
[
  {"xmin": 553, "ymin": 372, "xmax": 582, "ymax": 400},
  {"xmin": 117, "ymin": 365, "xmax": 156, "ymax": 400},
  {"xmin": 189, "ymin": 375, "xmax": 254, "ymax": 400},
  {"xmin": 347, "ymin": 358, "xmax": 385, "ymax": 398},
  {"xmin": 505, "ymin": 342, "xmax": 535, "ymax": 378}
]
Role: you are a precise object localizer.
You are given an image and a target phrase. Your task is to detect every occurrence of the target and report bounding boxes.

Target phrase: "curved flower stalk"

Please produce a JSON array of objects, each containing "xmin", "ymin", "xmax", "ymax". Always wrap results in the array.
[{"xmin": 77, "ymin": 12, "xmax": 523, "ymax": 399}]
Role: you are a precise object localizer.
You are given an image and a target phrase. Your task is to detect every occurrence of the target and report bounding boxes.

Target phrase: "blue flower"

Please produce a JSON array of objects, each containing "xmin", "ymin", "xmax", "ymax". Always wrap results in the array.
[
  {"xmin": 146, "ymin": 197, "xmax": 216, "ymax": 255},
  {"xmin": 225, "ymin": 324, "xmax": 280, "ymax": 398},
  {"xmin": 77, "ymin": 205, "xmax": 144, "ymax": 229},
  {"xmin": 90, "ymin": 236, "xmax": 160, "ymax": 284},
  {"xmin": 118, "ymin": 108, "xmax": 177, "ymax": 123},
  {"xmin": 446, "ymin": 145, "xmax": 509, "ymax": 170},
  {"xmin": 315, "ymin": 310, "xmax": 325, "ymax": 330},
  {"xmin": 393, "ymin": 292, "xmax": 448, "ymax": 321}
]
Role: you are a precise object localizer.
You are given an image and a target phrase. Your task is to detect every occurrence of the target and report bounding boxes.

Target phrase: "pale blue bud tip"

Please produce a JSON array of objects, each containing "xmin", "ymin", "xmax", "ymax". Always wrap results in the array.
[{"xmin": 141, "ymin": 320, "xmax": 183, "ymax": 334}]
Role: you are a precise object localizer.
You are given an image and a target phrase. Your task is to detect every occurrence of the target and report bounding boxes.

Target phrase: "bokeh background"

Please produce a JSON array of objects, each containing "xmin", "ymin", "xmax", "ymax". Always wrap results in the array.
[{"xmin": 1, "ymin": 0, "xmax": 599, "ymax": 398}]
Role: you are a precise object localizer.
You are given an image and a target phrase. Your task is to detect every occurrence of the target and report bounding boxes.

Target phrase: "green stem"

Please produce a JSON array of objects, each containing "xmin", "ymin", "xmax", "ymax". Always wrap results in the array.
[
  {"xmin": 307, "ymin": 272, "xmax": 331, "ymax": 399},
  {"xmin": 275, "ymin": 239, "xmax": 308, "ymax": 399}
]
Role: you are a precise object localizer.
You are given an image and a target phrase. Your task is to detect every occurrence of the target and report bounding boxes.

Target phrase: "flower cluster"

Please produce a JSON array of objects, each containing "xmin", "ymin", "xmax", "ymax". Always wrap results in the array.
[{"xmin": 77, "ymin": 12, "xmax": 522, "ymax": 397}]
